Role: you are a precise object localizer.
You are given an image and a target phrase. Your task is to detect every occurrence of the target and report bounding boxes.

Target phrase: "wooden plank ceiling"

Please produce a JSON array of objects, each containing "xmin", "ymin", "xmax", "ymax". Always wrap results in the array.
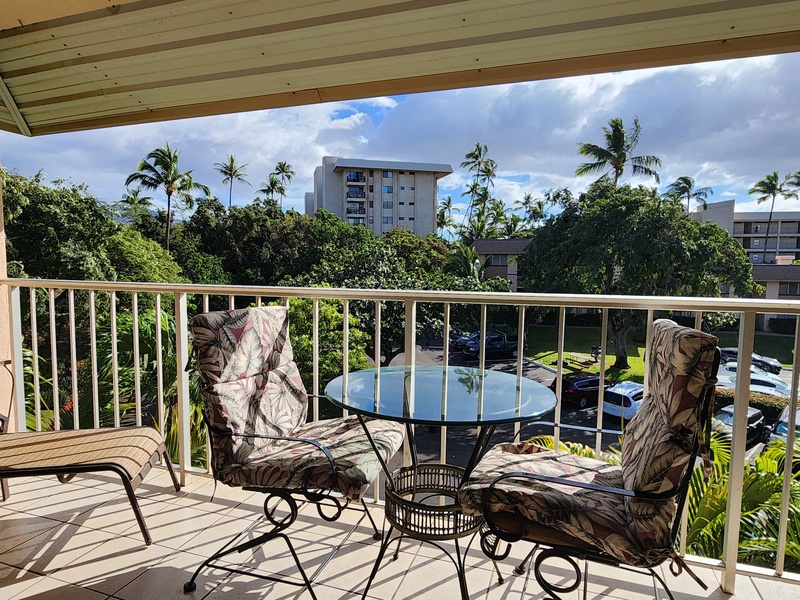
[{"xmin": 1, "ymin": 0, "xmax": 799, "ymax": 136}]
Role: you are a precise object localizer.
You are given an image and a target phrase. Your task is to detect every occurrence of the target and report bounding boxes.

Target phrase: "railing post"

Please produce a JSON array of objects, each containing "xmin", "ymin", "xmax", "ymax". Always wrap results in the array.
[
  {"xmin": 175, "ymin": 292, "xmax": 191, "ymax": 486},
  {"xmin": 9, "ymin": 285, "xmax": 25, "ymax": 430},
  {"xmin": 722, "ymin": 310, "xmax": 756, "ymax": 593},
  {"xmin": 403, "ymin": 301, "xmax": 417, "ymax": 467}
]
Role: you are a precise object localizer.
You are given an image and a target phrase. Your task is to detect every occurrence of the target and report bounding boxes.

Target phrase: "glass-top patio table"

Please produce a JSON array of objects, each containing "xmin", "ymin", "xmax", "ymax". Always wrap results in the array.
[{"xmin": 325, "ymin": 365, "xmax": 557, "ymax": 599}]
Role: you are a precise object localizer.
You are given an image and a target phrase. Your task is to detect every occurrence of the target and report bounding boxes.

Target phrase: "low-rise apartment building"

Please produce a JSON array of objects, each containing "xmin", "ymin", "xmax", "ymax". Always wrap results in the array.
[
  {"xmin": 472, "ymin": 238, "xmax": 530, "ymax": 291},
  {"xmin": 305, "ymin": 156, "xmax": 452, "ymax": 236}
]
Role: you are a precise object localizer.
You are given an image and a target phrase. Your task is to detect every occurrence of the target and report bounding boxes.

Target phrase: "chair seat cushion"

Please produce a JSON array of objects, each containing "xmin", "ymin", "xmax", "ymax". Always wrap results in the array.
[
  {"xmin": 215, "ymin": 416, "xmax": 404, "ymax": 501},
  {"xmin": 459, "ymin": 442, "xmax": 662, "ymax": 567}
]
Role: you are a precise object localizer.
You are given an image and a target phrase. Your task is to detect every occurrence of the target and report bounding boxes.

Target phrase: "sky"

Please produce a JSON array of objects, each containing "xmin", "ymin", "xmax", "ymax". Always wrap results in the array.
[{"xmin": 1, "ymin": 52, "xmax": 799, "ymax": 223}]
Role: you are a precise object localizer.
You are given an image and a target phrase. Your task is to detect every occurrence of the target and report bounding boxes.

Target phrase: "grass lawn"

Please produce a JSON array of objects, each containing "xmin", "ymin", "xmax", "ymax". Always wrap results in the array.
[{"xmin": 525, "ymin": 325, "xmax": 796, "ymax": 383}]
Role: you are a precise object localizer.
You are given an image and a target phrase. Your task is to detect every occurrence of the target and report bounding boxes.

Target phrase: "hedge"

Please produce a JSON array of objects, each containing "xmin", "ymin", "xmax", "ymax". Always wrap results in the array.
[{"xmin": 713, "ymin": 387, "xmax": 789, "ymax": 421}]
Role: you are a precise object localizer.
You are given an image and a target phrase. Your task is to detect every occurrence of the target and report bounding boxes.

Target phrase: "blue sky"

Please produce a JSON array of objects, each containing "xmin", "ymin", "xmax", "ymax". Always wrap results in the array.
[{"xmin": 1, "ymin": 53, "xmax": 799, "ymax": 225}]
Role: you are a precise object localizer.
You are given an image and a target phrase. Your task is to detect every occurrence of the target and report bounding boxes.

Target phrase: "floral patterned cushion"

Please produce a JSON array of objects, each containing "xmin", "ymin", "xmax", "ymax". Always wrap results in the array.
[
  {"xmin": 458, "ymin": 319, "xmax": 718, "ymax": 568},
  {"xmin": 620, "ymin": 319, "xmax": 718, "ymax": 557},
  {"xmin": 190, "ymin": 306, "xmax": 404, "ymax": 501}
]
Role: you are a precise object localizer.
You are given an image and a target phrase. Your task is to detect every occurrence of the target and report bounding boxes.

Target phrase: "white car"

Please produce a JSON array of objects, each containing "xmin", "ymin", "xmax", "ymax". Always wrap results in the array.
[
  {"xmin": 715, "ymin": 373, "xmax": 790, "ymax": 398},
  {"xmin": 719, "ymin": 362, "xmax": 787, "ymax": 388},
  {"xmin": 603, "ymin": 381, "xmax": 645, "ymax": 420}
]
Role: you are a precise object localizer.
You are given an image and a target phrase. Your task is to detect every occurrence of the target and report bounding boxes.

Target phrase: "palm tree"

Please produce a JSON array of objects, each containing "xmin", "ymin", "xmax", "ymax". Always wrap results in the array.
[
  {"xmin": 437, "ymin": 195, "xmax": 458, "ymax": 236},
  {"xmin": 749, "ymin": 172, "xmax": 798, "ymax": 262},
  {"xmin": 575, "ymin": 116, "xmax": 662, "ymax": 185},
  {"xmin": 461, "ymin": 143, "xmax": 497, "ymax": 218},
  {"xmin": 258, "ymin": 173, "xmax": 285, "ymax": 200},
  {"xmin": 126, "ymin": 143, "xmax": 210, "ymax": 251},
  {"xmin": 114, "ymin": 187, "xmax": 153, "ymax": 225},
  {"xmin": 271, "ymin": 161, "xmax": 295, "ymax": 209},
  {"xmin": 444, "ymin": 241, "xmax": 486, "ymax": 281},
  {"xmin": 515, "ymin": 192, "xmax": 546, "ymax": 226},
  {"xmin": 213, "ymin": 154, "xmax": 250, "ymax": 208},
  {"xmin": 502, "ymin": 213, "xmax": 526, "ymax": 238},
  {"xmin": 665, "ymin": 176, "xmax": 714, "ymax": 212}
]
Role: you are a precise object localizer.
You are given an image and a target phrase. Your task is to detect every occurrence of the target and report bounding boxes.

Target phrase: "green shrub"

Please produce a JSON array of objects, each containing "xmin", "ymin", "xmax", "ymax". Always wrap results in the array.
[{"xmin": 713, "ymin": 387, "xmax": 789, "ymax": 421}]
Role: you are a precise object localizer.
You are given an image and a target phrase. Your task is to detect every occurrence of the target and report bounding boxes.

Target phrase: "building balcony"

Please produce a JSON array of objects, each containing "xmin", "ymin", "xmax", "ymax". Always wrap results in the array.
[
  {"xmin": 346, "ymin": 175, "xmax": 366, "ymax": 184},
  {"xmin": 346, "ymin": 191, "xmax": 366, "ymax": 199},
  {"xmin": 346, "ymin": 207, "xmax": 366, "ymax": 215},
  {"xmin": 2, "ymin": 278, "xmax": 800, "ymax": 598}
]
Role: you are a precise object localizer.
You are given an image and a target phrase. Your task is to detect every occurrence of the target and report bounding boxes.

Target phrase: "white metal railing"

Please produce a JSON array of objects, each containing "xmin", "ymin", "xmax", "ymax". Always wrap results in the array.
[{"xmin": 3, "ymin": 277, "xmax": 800, "ymax": 592}]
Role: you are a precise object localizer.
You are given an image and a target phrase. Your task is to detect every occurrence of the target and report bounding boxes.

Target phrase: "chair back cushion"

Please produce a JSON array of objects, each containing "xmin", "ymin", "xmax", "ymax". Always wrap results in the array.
[
  {"xmin": 190, "ymin": 307, "xmax": 308, "ymax": 474},
  {"xmin": 621, "ymin": 319, "xmax": 717, "ymax": 553}
]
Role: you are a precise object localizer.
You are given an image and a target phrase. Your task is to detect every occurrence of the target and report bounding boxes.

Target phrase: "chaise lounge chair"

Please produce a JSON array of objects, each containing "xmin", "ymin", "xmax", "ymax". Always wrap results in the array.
[{"xmin": 0, "ymin": 415, "xmax": 180, "ymax": 545}]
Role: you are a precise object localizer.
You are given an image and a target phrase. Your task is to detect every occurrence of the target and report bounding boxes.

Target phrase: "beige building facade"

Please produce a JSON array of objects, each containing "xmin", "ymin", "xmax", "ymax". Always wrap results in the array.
[{"xmin": 305, "ymin": 157, "xmax": 452, "ymax": 236}]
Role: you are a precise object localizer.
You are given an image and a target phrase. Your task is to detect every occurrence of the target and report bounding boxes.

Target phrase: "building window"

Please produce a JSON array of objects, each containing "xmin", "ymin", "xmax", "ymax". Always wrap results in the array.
[
  {"xmin": 754, "ymin": 224, "xmax": 761, "ymax": 232},
  {"xmin": 399, "ymin": 216, "xmax": 405, "ymax": 220},
  {"xmin": 409, "ymin": 171, "xmax": 415, "ymax": 175},
  {"xmin": 382, "ymin": 216, "xmax": 393, "ymax": 225},
  {"xmin": 409, "ymin": 201, "xmax": 415, "ymax": 205},
  {"xmin": 369, "ymin": 185, "xmax": 374, "ymax": 192},
  {"xmin": 488, "ymin": 254, "xmax": 508, "ymax": 266},
  {"xmin": 383, "ymin": 171, "xmax": 393, "ymax": 178},
  {"xmin": 383, "ymin": 201, "xmax": 393, "ymax": 209},
  {"xmin": 399, "ymin": 202, "xmax": 405, "ymax": 205},
  {"xmin": 382, "ymin": 185, "xmax": 393, "ymax": 193},
  {"xmin": 369, "ymin": 216, "xmax": 374, "ymax": 224},
  {"xmin": 753, "ymin": 239, "xmax": 760, "ymax": 246},
  {"xmin": 409, "ymin": 186, "xmax": 415, "ymax": 190},
  {"xmin": 409, "ymin": 217, "xmax": 415, "ymax": 221},
  {"xmin": 780, "ymin": 282, "xmax": 800, "ymax": 296},
  {"xmin": 369, "ymin": 200, "xmax": 374, "ymax": 208},
  {"xmin": 347, "ymin": 217, "xmax": 365, "ymax": 226},
  {"xmin": 399, "ymin": 171, "xmax": 405, "ymax": 174},
  {"xmin": 399, "ymin": 186, "xmax": 405, "ymax": 190},
  {"xmin": 369, "ymin": 170, "xmax": 374, "ymax": 177}
]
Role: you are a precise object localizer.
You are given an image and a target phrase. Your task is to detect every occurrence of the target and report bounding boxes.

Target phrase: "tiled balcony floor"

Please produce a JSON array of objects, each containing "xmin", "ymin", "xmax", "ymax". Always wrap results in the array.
[{"xmin": 1, "ymin": 469, "xmax": 798, "ymax": 600}]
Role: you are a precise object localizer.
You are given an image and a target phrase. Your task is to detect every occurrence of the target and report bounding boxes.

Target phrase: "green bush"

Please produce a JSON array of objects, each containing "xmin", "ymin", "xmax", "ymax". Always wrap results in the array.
[
  {"xmin": 768, "ymin": 317, "xmax": 796, "ymax": 335},
  {"xmin": 713, "ymin": 387, "xmax": 789, "ymax": 421}
]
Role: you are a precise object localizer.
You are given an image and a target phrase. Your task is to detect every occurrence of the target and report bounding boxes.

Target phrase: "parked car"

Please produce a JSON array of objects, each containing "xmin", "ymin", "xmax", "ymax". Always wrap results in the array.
[
  {"xmin": 719, "ymin": 347, "xmax": 782, "ymax": 374},
  {"xmin": 463, "ymin": 332, "xmax": 524, "ymax": 359},
  {"xmin": 602, "ymin": 381, "xmax": 645, "ymax": 420},
  {"xmin": 550, "ymin": 373, "xmax": 613, "ymax": 409},
  {"xmin": 452, "ymin": 331, "xmax": 480, "ymax": 352},
  {"xmin": 719, "ymin": 361, "xmax": 786, "ymax": 387},
  {"xmin": 768, "ymin": 406, "xmax": 800, "ymax": 444},
  {"xmin": 715, "ymin": 373, "xmax": 790, "ymax": 398},
  {"xmin": 713, "ymin": 405, "xmax": 768, "ymax": 448}
]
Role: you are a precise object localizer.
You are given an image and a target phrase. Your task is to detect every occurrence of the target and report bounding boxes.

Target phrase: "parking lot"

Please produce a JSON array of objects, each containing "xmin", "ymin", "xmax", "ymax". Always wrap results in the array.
[{"xmin": 395, "ymin": 345, "xmax": 627, "ymax": 465}]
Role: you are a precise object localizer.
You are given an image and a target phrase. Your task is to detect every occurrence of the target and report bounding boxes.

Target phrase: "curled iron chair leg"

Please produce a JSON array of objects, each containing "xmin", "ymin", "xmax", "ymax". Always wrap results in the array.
[{"xmin": 533, "ymin": 548, "xmax": 583, "ymax": 600}]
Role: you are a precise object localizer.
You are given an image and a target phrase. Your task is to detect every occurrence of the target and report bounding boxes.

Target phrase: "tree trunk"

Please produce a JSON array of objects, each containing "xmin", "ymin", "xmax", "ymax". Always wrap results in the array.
[
  {"xmin": 380, "ymin": 338, "xmax": 404, "ymax": 367},
  {"xmin": 165, "ymin": 193, "xmax": 172, "ymax": 251},
  {"xmin": 609, "ymin": 317, "xmax": 630, "ymax": 369},
  {"xmin": 763, "ymin": 195, "xmax": 775, "ymax": 262}
]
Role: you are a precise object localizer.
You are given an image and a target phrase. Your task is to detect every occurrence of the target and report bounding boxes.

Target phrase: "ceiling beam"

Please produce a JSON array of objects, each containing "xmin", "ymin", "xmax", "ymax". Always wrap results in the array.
[{"xmin": 0, "ymin": 72, "xmax": 30, "ymax": 136}]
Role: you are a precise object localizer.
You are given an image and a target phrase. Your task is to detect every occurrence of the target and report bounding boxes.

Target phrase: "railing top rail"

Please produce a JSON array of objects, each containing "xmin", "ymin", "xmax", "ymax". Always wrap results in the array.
[{"xmin": 5, "ymin": 277, "xmax": 800, "ymax": 313}]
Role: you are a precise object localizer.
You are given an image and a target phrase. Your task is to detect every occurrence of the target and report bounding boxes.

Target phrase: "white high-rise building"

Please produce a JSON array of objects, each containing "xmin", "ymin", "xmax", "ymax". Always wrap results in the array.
[{"xmin": 305, "ymin": 156, "xmax": 453, "ymax": 236}]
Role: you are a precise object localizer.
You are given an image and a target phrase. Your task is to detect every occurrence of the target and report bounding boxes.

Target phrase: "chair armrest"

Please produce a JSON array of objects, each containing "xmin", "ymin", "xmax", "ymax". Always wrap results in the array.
[{"xmin": 485, "ymin": 471, "xmax": 679, "ymax": 502}]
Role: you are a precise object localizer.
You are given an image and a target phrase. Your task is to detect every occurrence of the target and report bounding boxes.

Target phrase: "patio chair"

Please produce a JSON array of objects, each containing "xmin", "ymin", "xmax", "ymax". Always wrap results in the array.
[
  {"xmin": 459, "ymin": 319, "xmax": 720, "ymax": 599},
  {"xmin": 183, "ymin": 306, "xmax": 405, "ymax": 598},
  {"xmin": 0, "ymin": 417, "xmax": 180, "ymax": 545}
]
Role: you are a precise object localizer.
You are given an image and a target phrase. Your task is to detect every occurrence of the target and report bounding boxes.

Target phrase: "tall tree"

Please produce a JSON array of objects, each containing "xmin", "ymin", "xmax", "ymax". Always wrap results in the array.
[
  {"xmin": 213, "ymin": 154, "xmax": 250, "ymax": 208},
  {"xmin": 258, "ymin": 173, "xmax": 285, "ymax": 202},
  {"xmin": 272, "ymin": 161, "xmax": 295, "ymax": 209},
  {"xmin": 515, "ymin": 192, "xmax": 546, "ymax": 226},
  {"xmin": 748, "ymin": 172, "xmax": 798, "ymax": 262},
  {"xmin": 665, "ymin": 176, "xmax": 714, "ymax": 212},
  {"xmin": 518, "ymin": 181, "xmax": 754, "ymax": 368},
  {"xmin": 575, "ymin": 116, "xmax": 662, "ymax": 185},
  {"xmin": 126, "ymin": 143, "xmax": 210, "ymax": 251},
  {"xmin": 437, "ymin": 195, "xmax": 458, "ymax": 236},
  {"xmin": 460, "ymin": 143, "xmax": 497, "ymax": 218},
  {"xmin": 114, "ymin": 187, "xmax": 153, "ymax": 225}
]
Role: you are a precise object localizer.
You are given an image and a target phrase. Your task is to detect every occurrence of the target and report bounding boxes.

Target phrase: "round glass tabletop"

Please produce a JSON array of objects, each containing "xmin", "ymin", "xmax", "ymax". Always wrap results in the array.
[{"xmin": 324, "ymin": 365, "xmax": 557, "ymax": 426}]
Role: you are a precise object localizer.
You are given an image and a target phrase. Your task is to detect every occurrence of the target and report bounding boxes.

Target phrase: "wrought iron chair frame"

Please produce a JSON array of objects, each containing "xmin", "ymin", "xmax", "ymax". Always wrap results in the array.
[{"xmin": 476, "ymin": 348, "xmax": 720, "ymax": 600}]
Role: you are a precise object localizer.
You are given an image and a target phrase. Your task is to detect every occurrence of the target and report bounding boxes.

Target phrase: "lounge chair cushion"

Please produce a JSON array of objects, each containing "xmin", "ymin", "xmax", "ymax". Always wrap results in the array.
[{"xmin": 0, "ymin": 426, "xmax": 166, "ymax": 489}]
